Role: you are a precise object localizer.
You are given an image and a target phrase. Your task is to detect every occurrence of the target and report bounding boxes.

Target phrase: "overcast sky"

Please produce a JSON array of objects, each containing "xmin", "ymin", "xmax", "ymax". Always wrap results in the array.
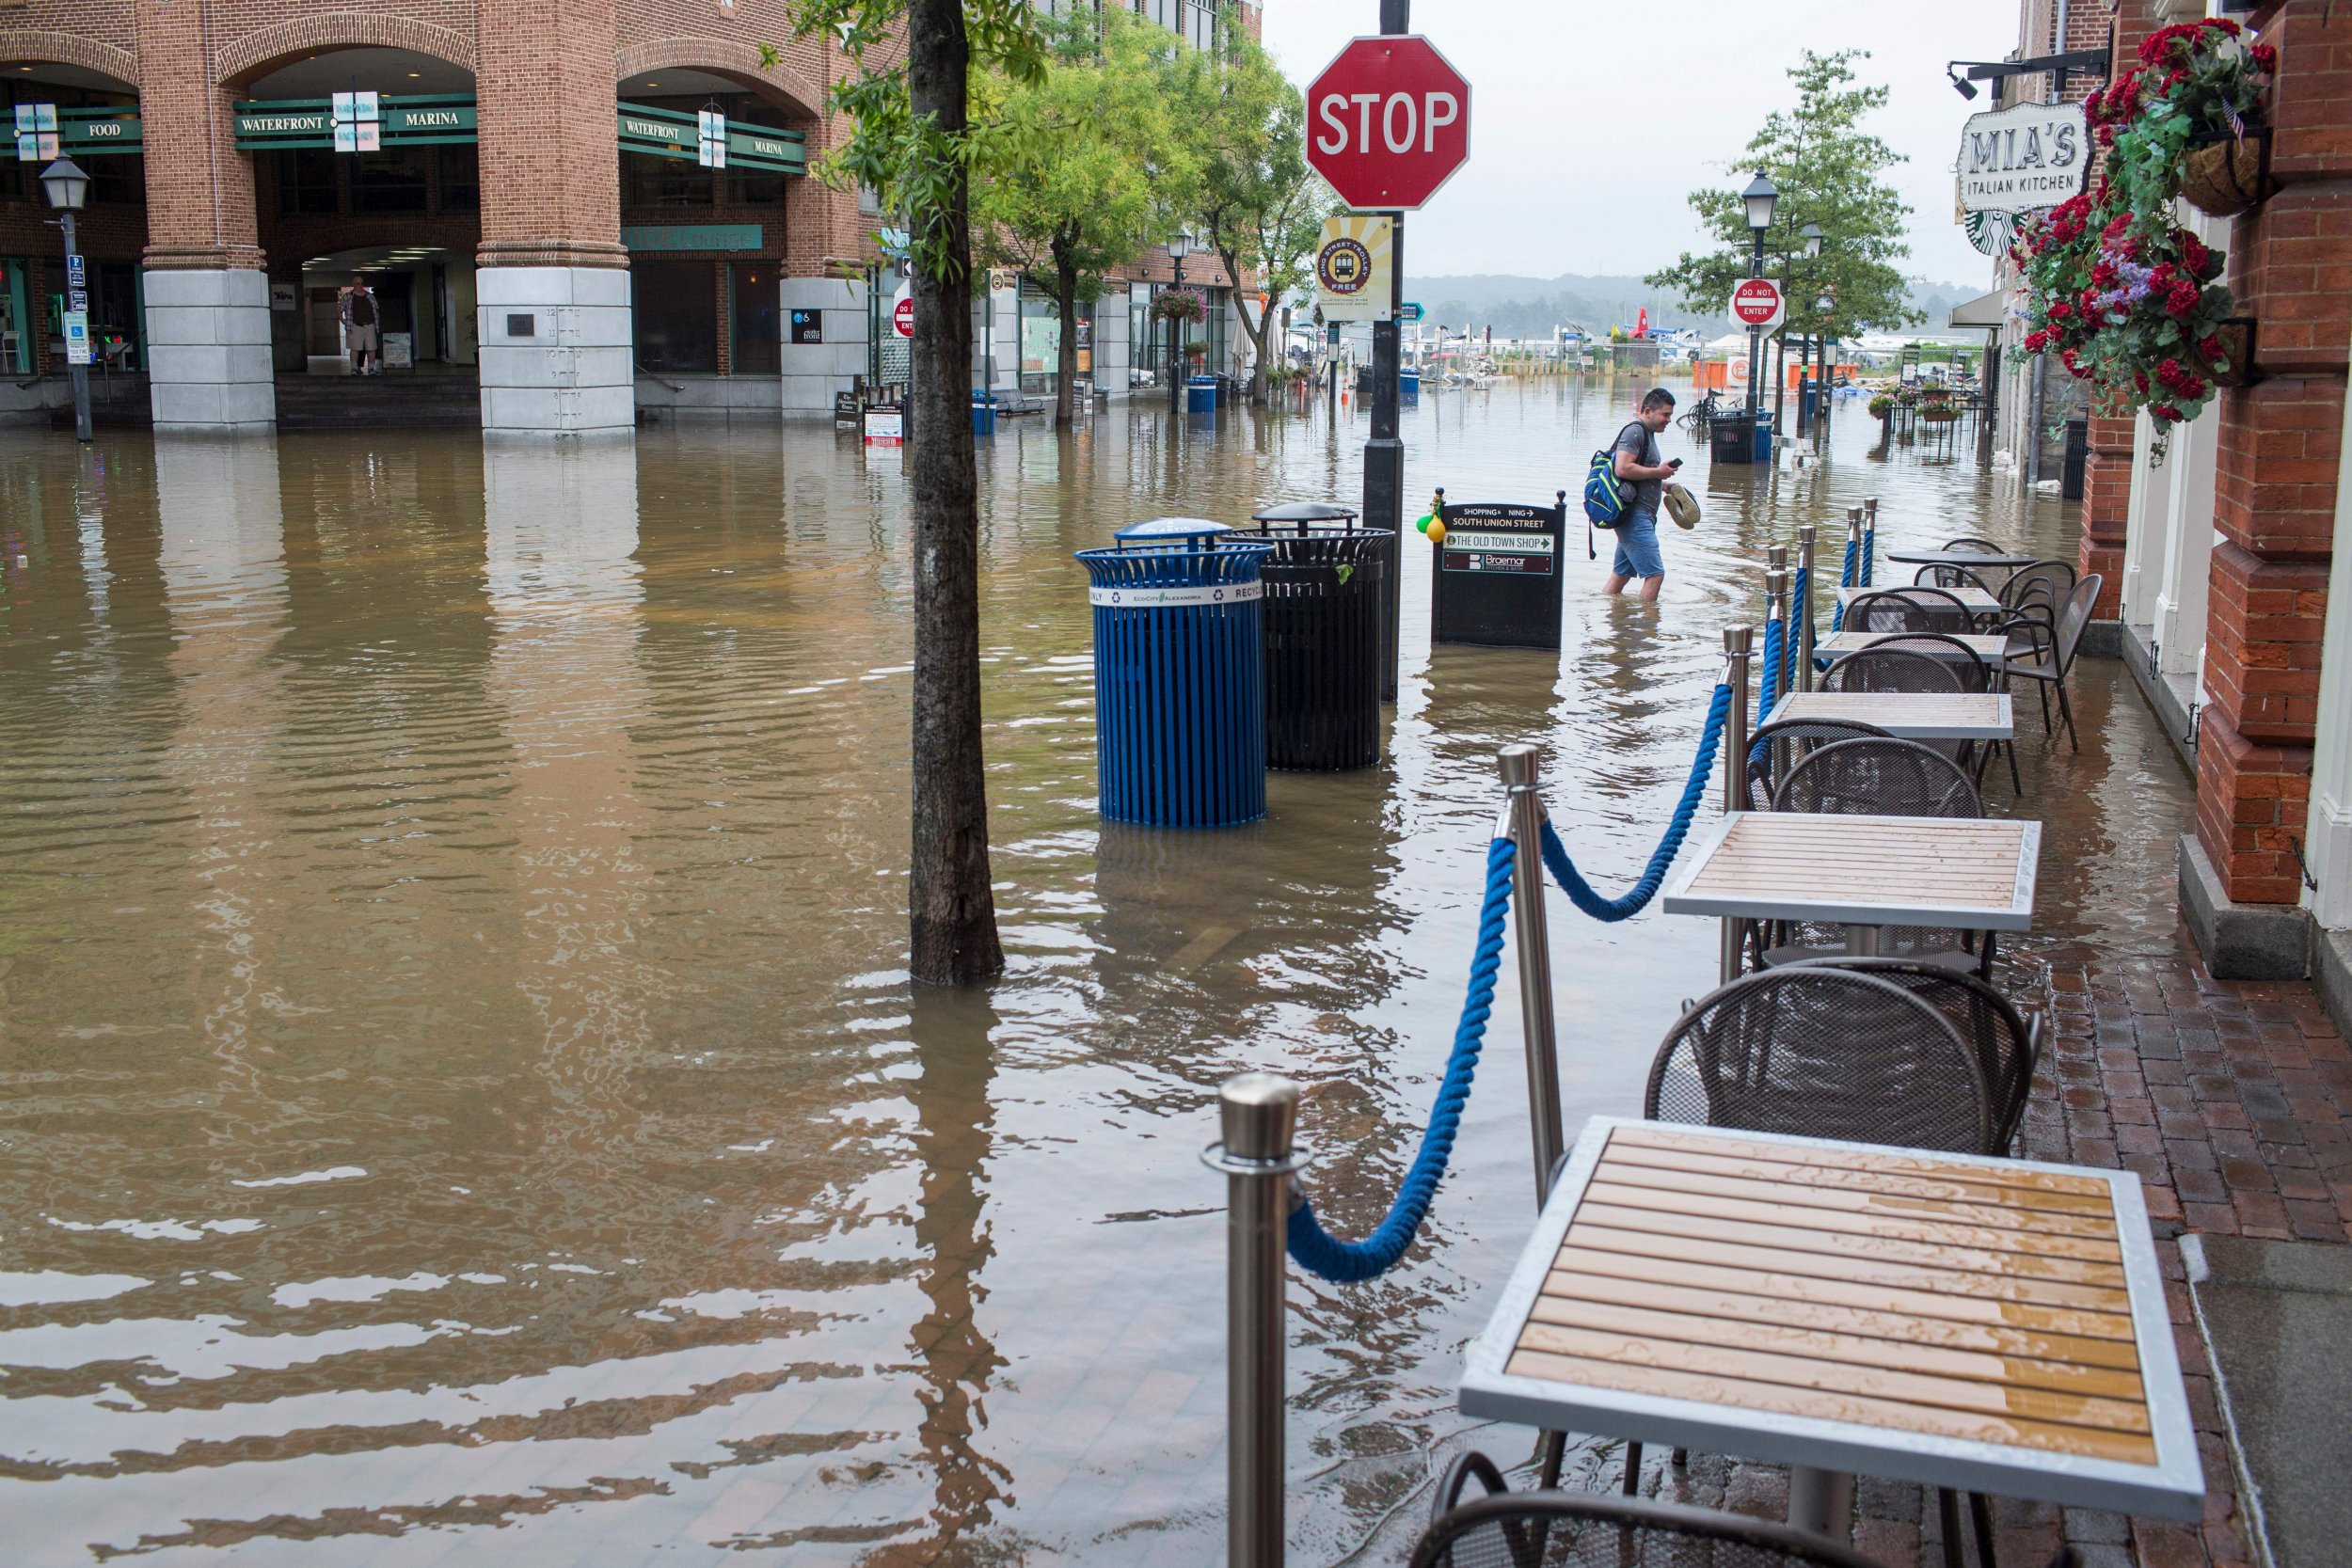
[{"xmin": 1261, "ymin": 0, "xmax": 2024, "ymax": 289}]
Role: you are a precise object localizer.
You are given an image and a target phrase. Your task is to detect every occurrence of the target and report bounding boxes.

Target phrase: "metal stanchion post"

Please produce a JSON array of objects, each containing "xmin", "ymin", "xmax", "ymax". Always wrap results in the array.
[
  {"xmin": 1720, "ymin": 627, "xmax": 1753, "ymax": 985},
  {"xmin": 1795, "ymin": 524, "xmax": 1818, "ymax": 691},
  {"xmin": 1205, "ymin": 1073, "xmax": 1308, "ymax": 1568},
  {"xmin": 1497, "ymin": 744, "xmax": 1565, "ymax": 1205}
]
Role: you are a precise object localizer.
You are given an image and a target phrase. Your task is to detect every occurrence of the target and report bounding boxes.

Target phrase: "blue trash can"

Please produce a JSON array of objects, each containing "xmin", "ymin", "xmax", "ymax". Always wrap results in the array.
[
  {"xmin": 1185, "ymin": 375, "xmax": 1217, "ymax": 416},
  {"xmin": 972, "ymin": 388, "xmax": 997, "ymax": 436},
  {"xmin": 1400, "ymin": 369, "xmax": 1421, "ymax": 404},
  {"xmin": 1076, "ymin": 519, "xmax": 1274, "ymax": 827},
  {"xmin": 1752, "ymin": 408, "xmax": 1775, "ymax": 462}
]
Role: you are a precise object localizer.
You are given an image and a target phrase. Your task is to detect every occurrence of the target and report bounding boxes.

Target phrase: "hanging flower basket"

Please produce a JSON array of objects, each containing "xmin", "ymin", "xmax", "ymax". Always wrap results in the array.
[
  {"xmin": 1152, "ymin": 288, "xmax": 1205, "ymax": 324},
  {"xmin": 1867, "ymin": 393, "xmax": 1894, "ymax": 419},
  {"xmin": 1919, "ymin": 404, "xmax": 1960, "ymax": 424},
  {"xmin": 2178, "ymin": 130, "xmax": 2271, "ymax": 218},
  {"xmin": 2208, "ymin": 316, "xmax": 2260, "ymax": 387}
]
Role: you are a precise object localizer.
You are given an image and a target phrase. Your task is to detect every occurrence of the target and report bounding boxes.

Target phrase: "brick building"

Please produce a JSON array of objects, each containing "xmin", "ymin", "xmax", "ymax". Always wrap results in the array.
[
  {"xmin": 1986, "ymin": 1, "xmax": 2352, "ymax": 1024},
  {"xmin": 0, "ymin": 0, "xmax": 1252, "ymax": 436}
]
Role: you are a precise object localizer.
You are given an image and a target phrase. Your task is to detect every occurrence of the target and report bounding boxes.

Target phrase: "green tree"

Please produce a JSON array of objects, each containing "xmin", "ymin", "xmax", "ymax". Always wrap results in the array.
[
  {"xmin": 975, "ymin": 7, "xmax": 1187, "ymax": 428},
  {"xmin": 1171, "ymin": 18, "xmax": 1334, "ymax": 404},
  {"xmin": 781, "ymin": 0, "xmax": 1045, "ymax": 986},
  {"xmin": 1645, "ymin": 50, "xmax": 1919, "ymax": 343}
]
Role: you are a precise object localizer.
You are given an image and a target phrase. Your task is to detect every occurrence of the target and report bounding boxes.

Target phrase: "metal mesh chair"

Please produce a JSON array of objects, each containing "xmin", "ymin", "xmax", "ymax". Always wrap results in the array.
[
  {"xmin": 1850, "ymin": 634, "xmax": 2018, "ymax": 796},
  {"xmin": 1915, "ymin": 562, "xmax": 2001, "ymax": 596},
  {"xmin": 1767, "ymin": 739, "xmax": 1993, "ymax": 974},
  {"xmin": 1943, "ymin": 535, "xmax": 2004, "ymax": 552},
  {"xmin": 1413, "ymin": 1471, "xmax": 1891, "ymax": 1568},
  {"xmin": 2005, "ymin": 575, "xmax": 2102, "ymax": 751},
  {"xmin": 1789, "ymin": 958, "xmax": 2042, "ymax": 1153},
  {"xmin": 1842, "ymin": 587, "xmax": 1974, "ymax": 636},
  {"xmin": 1820, "ymin": 646, "xmax": 1963, "ymax": 695},
  {"xmin": 1645, "ymin": 967, "xmax": 1993, "ymax": 1154},
  {"xmin": 1743, "ymin": 717, "xmax": 1895, "ymax": 810}
]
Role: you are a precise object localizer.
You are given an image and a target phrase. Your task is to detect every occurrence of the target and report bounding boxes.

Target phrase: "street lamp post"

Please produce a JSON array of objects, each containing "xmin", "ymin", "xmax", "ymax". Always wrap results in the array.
[
  {"xmin": 1794, "ymin": 223, "xmax": 1823, "ymax": 437},
  {"xmin": 1740, "ymin": 173, "xmax": 1777, "ymax": 422},
  {"xmin": 1166, "ymin": 229, "xmax": 1194, "ymax": 418},
  {"xmin": 40, "ymin": 156, "xmax": 92, "ymax": 444}
]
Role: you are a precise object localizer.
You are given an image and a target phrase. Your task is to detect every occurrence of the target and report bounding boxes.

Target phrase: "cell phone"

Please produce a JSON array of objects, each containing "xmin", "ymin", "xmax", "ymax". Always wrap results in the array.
[{"xmin": 1667, "ymin": 457, "xmax": 1684, "ymax": 469}]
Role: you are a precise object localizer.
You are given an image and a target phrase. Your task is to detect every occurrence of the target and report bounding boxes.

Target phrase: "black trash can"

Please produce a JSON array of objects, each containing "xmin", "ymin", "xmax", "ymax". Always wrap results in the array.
[
  {"xmin": 2061, "ymin": 416, "xmax": 2090, "ymax": 500},
  {"xmin": 1245, "ymin": 501, "xmax": 1391, "ymax": 770},
  {"xmin": 1709, "ymin": 410, "xmax": 1756, "ymax": 466}
]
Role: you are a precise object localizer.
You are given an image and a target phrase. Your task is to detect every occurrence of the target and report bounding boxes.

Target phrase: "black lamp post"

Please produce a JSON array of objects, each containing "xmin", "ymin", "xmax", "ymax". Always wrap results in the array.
[
  {"xmin": 1797, "ymin": 222, "xmax": 1824, "ymax": 436},
  {"xmin": 1166, "ymin": 229, "xmax": 1194, "ymax": 417},
  {"xmin": 1740, "ymin": 173, "xmax": 1777, "ymax": 419},
  {"xmin": 40, "ymin": 155, "xmax": 92, "ymax": 444}
]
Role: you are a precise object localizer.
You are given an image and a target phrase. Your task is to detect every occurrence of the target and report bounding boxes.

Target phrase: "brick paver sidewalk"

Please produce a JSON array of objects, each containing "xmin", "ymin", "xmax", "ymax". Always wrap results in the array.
[{"xmin": 1644, "ymin": 949, "xmax": 2352, "ymax": 1568}]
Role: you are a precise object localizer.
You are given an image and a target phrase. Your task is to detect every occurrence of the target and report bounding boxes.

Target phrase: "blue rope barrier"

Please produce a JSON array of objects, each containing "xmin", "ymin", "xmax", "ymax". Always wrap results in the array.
[
  {"xmin": 1833, "ymin": 540, "xmax": 1858, "ymax": 631},
  {"xmin": 1537, "ymin": 681, "xmax": 1733, "ymax": 923},
  {"xmin": 1756, "ymin": 617, "xmax": 1784, "ymax": 730},
  {"xmin": 1862, "ymin": 526, "xmax": 1876, "ymax": 588},
  {"xmin": 1785, "ymin": 564, "xmax": 1808, "ymax": 695},
  {"xmin": 1286, "ymin": 837, "xmax": 1514, "ymax": 1283}
]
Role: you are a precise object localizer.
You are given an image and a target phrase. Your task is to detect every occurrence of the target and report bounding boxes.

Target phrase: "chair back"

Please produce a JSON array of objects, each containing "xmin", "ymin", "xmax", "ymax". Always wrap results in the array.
[
  {"xmin": 1645, "ymin": 968, "xmax": 1993, "ymax": 1155},
  {"xmin": 2050, "ymin": 574, "xmax": 2103, "ymax": 674},
  {"xmin": 2003, "ymin": 558, "xmax": 2077, "ymax": 614},
  {"xmin": 1943, "ymin": 536, "xmax": 2003, "ymax": 553},
  {"xmin": 1853, "ymin": 631, "xmax": 1993, "ymax": 693},
  {"xmin": 1915, "ymin": 562, "xmax": 2000, "ymax": 595},
  {"xmin": 1745, "ymin": 717, "xmax": 1895, "ymax": 809},
  {"xmin": 1412, "ymin": 1486, "xmax": 1893, "ymax": 1568},
  {"xmin": 1790, "ymin": 958, "xmax": 2042, "ymax": 1153},
  {"xmin": 1820, "ymin": 646, "xmax": 1963, "ymax": 695},
  {"xmin": 1844, "ymin": 589, "xmax": 1969, "ymax": 636},
  {"xmin": 1772, "ymin": 736, "xmax": 1983, "ymax": 818}
]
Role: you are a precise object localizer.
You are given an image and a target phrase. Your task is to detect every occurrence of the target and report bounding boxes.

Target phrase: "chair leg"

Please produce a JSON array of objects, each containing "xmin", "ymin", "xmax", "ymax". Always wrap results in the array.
[
  {"xmin": 2033, "ymin": 677, "xmax": 2052, "ymax": 735},
  {"xmin": 2057, "ymin": 676, "xmax": 2079, "ymax": 752},
  {"xmin": 1621, "ymin": 1439, "xmax": 1643, "ymax": 1496},
  {"xmin": 1968, "ymin": 1490, "xmax": 1999, "ymax": 1568},
  {"xmin": 1939, "ymin": 1488, "xmax": 1966, "ymax": 1568}
]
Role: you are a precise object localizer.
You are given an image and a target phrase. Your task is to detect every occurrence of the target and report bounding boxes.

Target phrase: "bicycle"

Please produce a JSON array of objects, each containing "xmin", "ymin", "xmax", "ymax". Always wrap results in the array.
[{"xmin": 1678, "ymin": 390, "xmax": 1723, "ymax": 432}]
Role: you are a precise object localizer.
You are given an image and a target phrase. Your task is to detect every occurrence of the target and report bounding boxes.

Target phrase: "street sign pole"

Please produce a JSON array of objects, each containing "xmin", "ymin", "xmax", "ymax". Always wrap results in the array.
[
  {"xmin": 1366, "ymin": 0, "xmax": 1408, "ymax": 703},
  {"xmin": 61, "ymin": 216, "xmax": 90, "ymax": 443}
]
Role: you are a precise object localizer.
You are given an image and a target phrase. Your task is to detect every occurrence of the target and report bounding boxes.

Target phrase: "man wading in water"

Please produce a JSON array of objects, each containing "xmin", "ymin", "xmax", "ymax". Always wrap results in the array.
[{"xmin": 1602, "ymin": 388, "xmax": 1682, "ymax": 601}]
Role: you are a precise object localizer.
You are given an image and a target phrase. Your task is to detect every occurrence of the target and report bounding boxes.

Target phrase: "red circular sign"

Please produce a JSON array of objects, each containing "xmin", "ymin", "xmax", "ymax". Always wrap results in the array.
[
  {"xmin": 1731, "ymin": 278, "xmax": 1784, "ymax": 327},
  {"xmin": 1305, "ymin": 36, "xmax": 1471, "ymax": 212},
  {"xmin": 893, "ymin": 296, "xmax": 914, "ymax": 338}
]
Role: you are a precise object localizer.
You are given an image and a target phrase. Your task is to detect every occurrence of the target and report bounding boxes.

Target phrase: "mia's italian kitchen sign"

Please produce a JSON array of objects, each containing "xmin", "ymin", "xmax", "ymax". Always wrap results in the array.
[{"xmin": 1956, "ymin": 101, "xmax": 2090, "ymax": 214}]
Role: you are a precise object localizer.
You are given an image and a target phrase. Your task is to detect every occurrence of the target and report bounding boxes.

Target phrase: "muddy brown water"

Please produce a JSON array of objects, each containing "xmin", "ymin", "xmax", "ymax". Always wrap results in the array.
[{"xmin": 0, "ymin": 386, "xmax": 2193, "ymax": 1564}]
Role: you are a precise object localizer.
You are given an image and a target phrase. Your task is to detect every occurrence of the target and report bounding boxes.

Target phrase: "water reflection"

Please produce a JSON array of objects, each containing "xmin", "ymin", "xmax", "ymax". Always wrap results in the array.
[{"xmin": 0, "ymin": 389, "xmax": 2182, "ymax": 1565}]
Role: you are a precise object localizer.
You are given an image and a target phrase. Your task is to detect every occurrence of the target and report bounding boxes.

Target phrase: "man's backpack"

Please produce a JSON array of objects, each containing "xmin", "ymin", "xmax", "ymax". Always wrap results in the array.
[{"xmin": 1580, "ymin": 421, "xmax": 1645, "ymax": 558}]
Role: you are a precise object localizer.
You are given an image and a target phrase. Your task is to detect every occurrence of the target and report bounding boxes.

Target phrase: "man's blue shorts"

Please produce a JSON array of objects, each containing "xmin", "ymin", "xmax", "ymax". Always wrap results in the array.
[{"xmin": 1611, "ymin": 508, "xmax": 1665, "ymax": 579}]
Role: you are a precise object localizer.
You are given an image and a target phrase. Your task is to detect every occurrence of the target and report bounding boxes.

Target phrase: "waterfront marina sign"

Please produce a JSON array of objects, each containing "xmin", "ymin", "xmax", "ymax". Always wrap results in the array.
[
  {"xmin": 1956, "ymin": 100, "xmax": 2090, "ymax": 214},
  {"xmin": 229, "ymin": 97, "xmax": 805, "ymax": 174}
]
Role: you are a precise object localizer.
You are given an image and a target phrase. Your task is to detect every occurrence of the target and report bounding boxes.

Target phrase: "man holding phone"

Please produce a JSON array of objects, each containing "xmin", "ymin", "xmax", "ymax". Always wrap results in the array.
[{"xmin": 1602, "ymin": 388, "xmax": 1682, "ymax": 600}]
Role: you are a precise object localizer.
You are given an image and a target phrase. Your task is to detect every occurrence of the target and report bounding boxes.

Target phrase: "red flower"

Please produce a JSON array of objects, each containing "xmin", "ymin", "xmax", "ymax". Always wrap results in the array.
[
  {"xmin": 2167, "ymin": 280, "xmax": 2202, "ymax": 317},
  {"xmin": 2179, "ymin": 375, "xmax": 2208, "ymax": 402},
  {"xmin": 2103, "ymin": 212, "xmax": 2136, "ymax": 242},
  {"xmin": 2205, "ymin": 16, "xmax": 2240, "ymax": 36},
  {"xmin": 2049, "ymin": 300, "xmax": 2074, "ymax": 320},
  {"xmin": 2134, "ymin": 372, "xmax": 2151, "ymax": 393},
  {"xmin": 2198, "ymin": 333, "xmax": 2225, "ymax": 361},
  {"xmin": 2179, "ymin": 231, "xmax": 2210, "ymax": 272},
  {"xmin": 2162, "ymin": 68, "xmax": 2188, "ymax": 91},
  {"xmin": 2250, "ymin": 42, "xmax": 2278, "ymax": 71},
  {"xmin": 2152, "ymin": 404, "xmax": 2185, "ymax": 423},
  {"xmin": 2024, "ymin": 328, "xmax": 2051, "ymax": 352}
]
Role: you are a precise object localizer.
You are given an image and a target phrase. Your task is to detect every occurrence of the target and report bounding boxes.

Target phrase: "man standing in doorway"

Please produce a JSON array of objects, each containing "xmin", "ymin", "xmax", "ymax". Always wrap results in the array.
[
  {"xmin": 341, "ymin": 279, "xmax": 380, "ymax": 375},
  {"xmin": 1602, "ymin": 388, "xmax": 1682, "ymax": 601}
]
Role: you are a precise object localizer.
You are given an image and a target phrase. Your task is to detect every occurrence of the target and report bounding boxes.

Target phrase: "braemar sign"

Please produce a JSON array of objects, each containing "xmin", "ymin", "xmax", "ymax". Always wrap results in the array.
[{"xmin": 1957, "ymin": 100, "xmax": 2090, "ymax": 214}]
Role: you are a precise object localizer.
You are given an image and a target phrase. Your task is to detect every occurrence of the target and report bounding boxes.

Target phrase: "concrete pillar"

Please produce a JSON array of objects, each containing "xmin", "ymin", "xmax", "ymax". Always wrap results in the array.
[
  {"xmin": 779, "ymin": 277, "xmax": 867, "ymax": 417},
  {"xmin": 2121, "ymin": 409, "xmax": 2171, "ymax": 630},
  {"xmin": 2306, "ymin": 318, "xmax": 2352, "ymax": 931},
  {"xmin": 2192, "ymin": 0, "xmax": 2352, "ymax": 914},
  {"xmin": 2154, "ymin": 396, "xmax": 2220, "ymax": 682},
  {"xmin": 475, "ymin": 0, "xmax": 632, "ymax": 436},
  {"xmin": 1098, "ymin": 286, "xmax": 1132, "ymax": 402},
  {"xmin": 135, "ymin": 0, "xmax": 274, "ymax": 432}
]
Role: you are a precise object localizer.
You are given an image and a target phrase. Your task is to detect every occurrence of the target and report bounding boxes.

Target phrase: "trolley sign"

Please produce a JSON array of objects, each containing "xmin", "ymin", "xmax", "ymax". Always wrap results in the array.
[{"xmin": 1432, "ymin": 497, "xmax": 1565, "ymax": 651}]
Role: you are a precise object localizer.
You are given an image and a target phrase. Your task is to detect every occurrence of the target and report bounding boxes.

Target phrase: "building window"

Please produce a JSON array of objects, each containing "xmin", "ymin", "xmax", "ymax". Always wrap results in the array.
[
  {"xmin": 0, "ymin": 260, "xmax": 30, "ymax": 375},
  {"xmin": 89, "ymin": 152, "xmax": 144, "ymax": 207},
  {"xmin": 436, "ymin": 144, "xmax": 479, "ymax": 213},
  {"xmin": 729, "ymin": 262, "xmax": 779, "ymax": 373},
  {"xmin": 634, "ymin": 260, "xmax": 717, "ymax": 372},
  {"xmin": 277, "ymin": 149, "xmax": 339, "ymax": 216},
  {"xmin": 623, "ymin": 153, "xmax": 710, "ymax": 210},
  {"xmin": 351, "ymin": 148, "xmax": 429, "ymax": 214}
]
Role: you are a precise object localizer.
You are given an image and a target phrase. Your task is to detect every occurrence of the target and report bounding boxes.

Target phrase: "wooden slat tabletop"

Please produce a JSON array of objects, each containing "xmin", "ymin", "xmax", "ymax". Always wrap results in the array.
[
  {"xmin": 1816, "ymin": 630, "xmax": 2009, "ymax": 660},
  {"xmin": 1459, "ymin": 1119, "xmax": 2203, "ymax": 1520},
  {"xmin": 1836, "ymin": 584, "xmax": 2002, "ymax": 611},
  {"xmin": 1766, "ymin": 691, "xmax": 2013, "ymax": 741},
  {"xmin": 1661, "ymin": 812, "xmax": 2039, "ymax": 930}
]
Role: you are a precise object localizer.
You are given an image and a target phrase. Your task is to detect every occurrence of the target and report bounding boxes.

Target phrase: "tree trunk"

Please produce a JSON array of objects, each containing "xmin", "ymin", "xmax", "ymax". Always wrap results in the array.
[
  {"xmin": 1225, "ymin": 249, "xmax": 1271, "ymax": 405},
  {"xmin": 905, "ymin": 0, "xmax": 1004, "ymax": 986},
  {"xmin": 1052, "ymin": 242, "xmax": 1078, "ymax": 430}
]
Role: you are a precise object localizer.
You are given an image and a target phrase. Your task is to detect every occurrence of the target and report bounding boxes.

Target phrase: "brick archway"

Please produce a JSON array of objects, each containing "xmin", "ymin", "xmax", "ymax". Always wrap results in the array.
[
  {"xmin": 0, "ymin": 30, "xmax": 140, "ymax": 89},
  {"xmin": 614, "ymin": 38, "xmax": 824, "ymax": 122},
  {"xmin": 215, "ymin": 14, "xmax": 478, "ymax": 88}
]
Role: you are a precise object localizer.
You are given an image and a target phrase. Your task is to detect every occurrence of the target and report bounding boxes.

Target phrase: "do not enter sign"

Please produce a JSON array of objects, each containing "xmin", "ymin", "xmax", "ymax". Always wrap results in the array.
[
  {"xmin": 893, "ymin": 295, "xmax": 914, "ymax": 338},
  {"xmin": 1306, "ymin": 36, "xmax": 1471, "ymax": 211},
  {"xmin": 1729, "ymin": 277, "xmax": 1784, "ymax": 331}
]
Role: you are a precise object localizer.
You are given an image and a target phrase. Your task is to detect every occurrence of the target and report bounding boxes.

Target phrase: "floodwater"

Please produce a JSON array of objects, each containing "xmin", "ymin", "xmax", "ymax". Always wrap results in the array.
[{"xmin": 0, "ymin": 384, "xmax": 2194, "ymax": 1565}]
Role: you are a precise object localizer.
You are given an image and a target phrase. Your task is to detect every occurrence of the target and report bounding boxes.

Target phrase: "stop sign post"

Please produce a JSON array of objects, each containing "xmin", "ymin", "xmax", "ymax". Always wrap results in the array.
[{"xmin": 1304, "ymin": 25, "xmax": 1470, "ymax": 702}]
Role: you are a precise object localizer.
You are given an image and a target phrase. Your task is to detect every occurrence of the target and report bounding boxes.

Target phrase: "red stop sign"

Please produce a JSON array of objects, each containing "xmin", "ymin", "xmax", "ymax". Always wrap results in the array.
[
  {"xmin": 893, "ymin": 296, "xmax": 914, "ymax": 338},
  {"xmin": 1730, "ymin": 278, "xmax": 1784, "ymax": 328},
  {"xmin": 1305, "ymin": 36, "xmax": 1471, "ymax": 211}
]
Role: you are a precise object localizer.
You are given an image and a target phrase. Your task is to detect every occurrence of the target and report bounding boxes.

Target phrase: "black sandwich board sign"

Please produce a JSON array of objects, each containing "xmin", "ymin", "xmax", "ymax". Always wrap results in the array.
[{"xmin": 1430, "ymin": 497, "xmax": 1565, "ymax": 650}]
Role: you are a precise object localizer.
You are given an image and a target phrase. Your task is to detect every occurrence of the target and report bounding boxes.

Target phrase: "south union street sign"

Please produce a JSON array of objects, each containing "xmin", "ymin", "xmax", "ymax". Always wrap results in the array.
[{"xmin": 1305, "ymin": 36, "xmax": 1470, "ymax": 211}]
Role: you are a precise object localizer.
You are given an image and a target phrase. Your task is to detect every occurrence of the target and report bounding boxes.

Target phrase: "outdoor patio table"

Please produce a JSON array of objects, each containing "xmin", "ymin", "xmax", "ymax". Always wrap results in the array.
[
  {"xmin": 1660, "ymin": 811, "xmax": 2039, "ymax": 955},
  {"xmin": 1883, "ymin": 549, "xmax": 2039, "ymax": 571},
  {"xmin": 1766, "ymin": 691, "xmax": 2013, "ymax": 742},
  {"xmin": 1837, "ymin": 582, "xmax": 2003, "ymax": 617},
  {"xmin": 1816, "ymin": 629, "xmax": 2009, "ymax": 663},
  {"xmin": 1458, "ymin": 1117, "xmax": 2203, "ymax": 1539}
]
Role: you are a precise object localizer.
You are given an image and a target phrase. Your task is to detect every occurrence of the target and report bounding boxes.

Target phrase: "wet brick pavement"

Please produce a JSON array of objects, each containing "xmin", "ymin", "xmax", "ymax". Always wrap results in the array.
[{"xmin": 1632, "ymin": 945, "xmax": 2352, "ymax": 1568}]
